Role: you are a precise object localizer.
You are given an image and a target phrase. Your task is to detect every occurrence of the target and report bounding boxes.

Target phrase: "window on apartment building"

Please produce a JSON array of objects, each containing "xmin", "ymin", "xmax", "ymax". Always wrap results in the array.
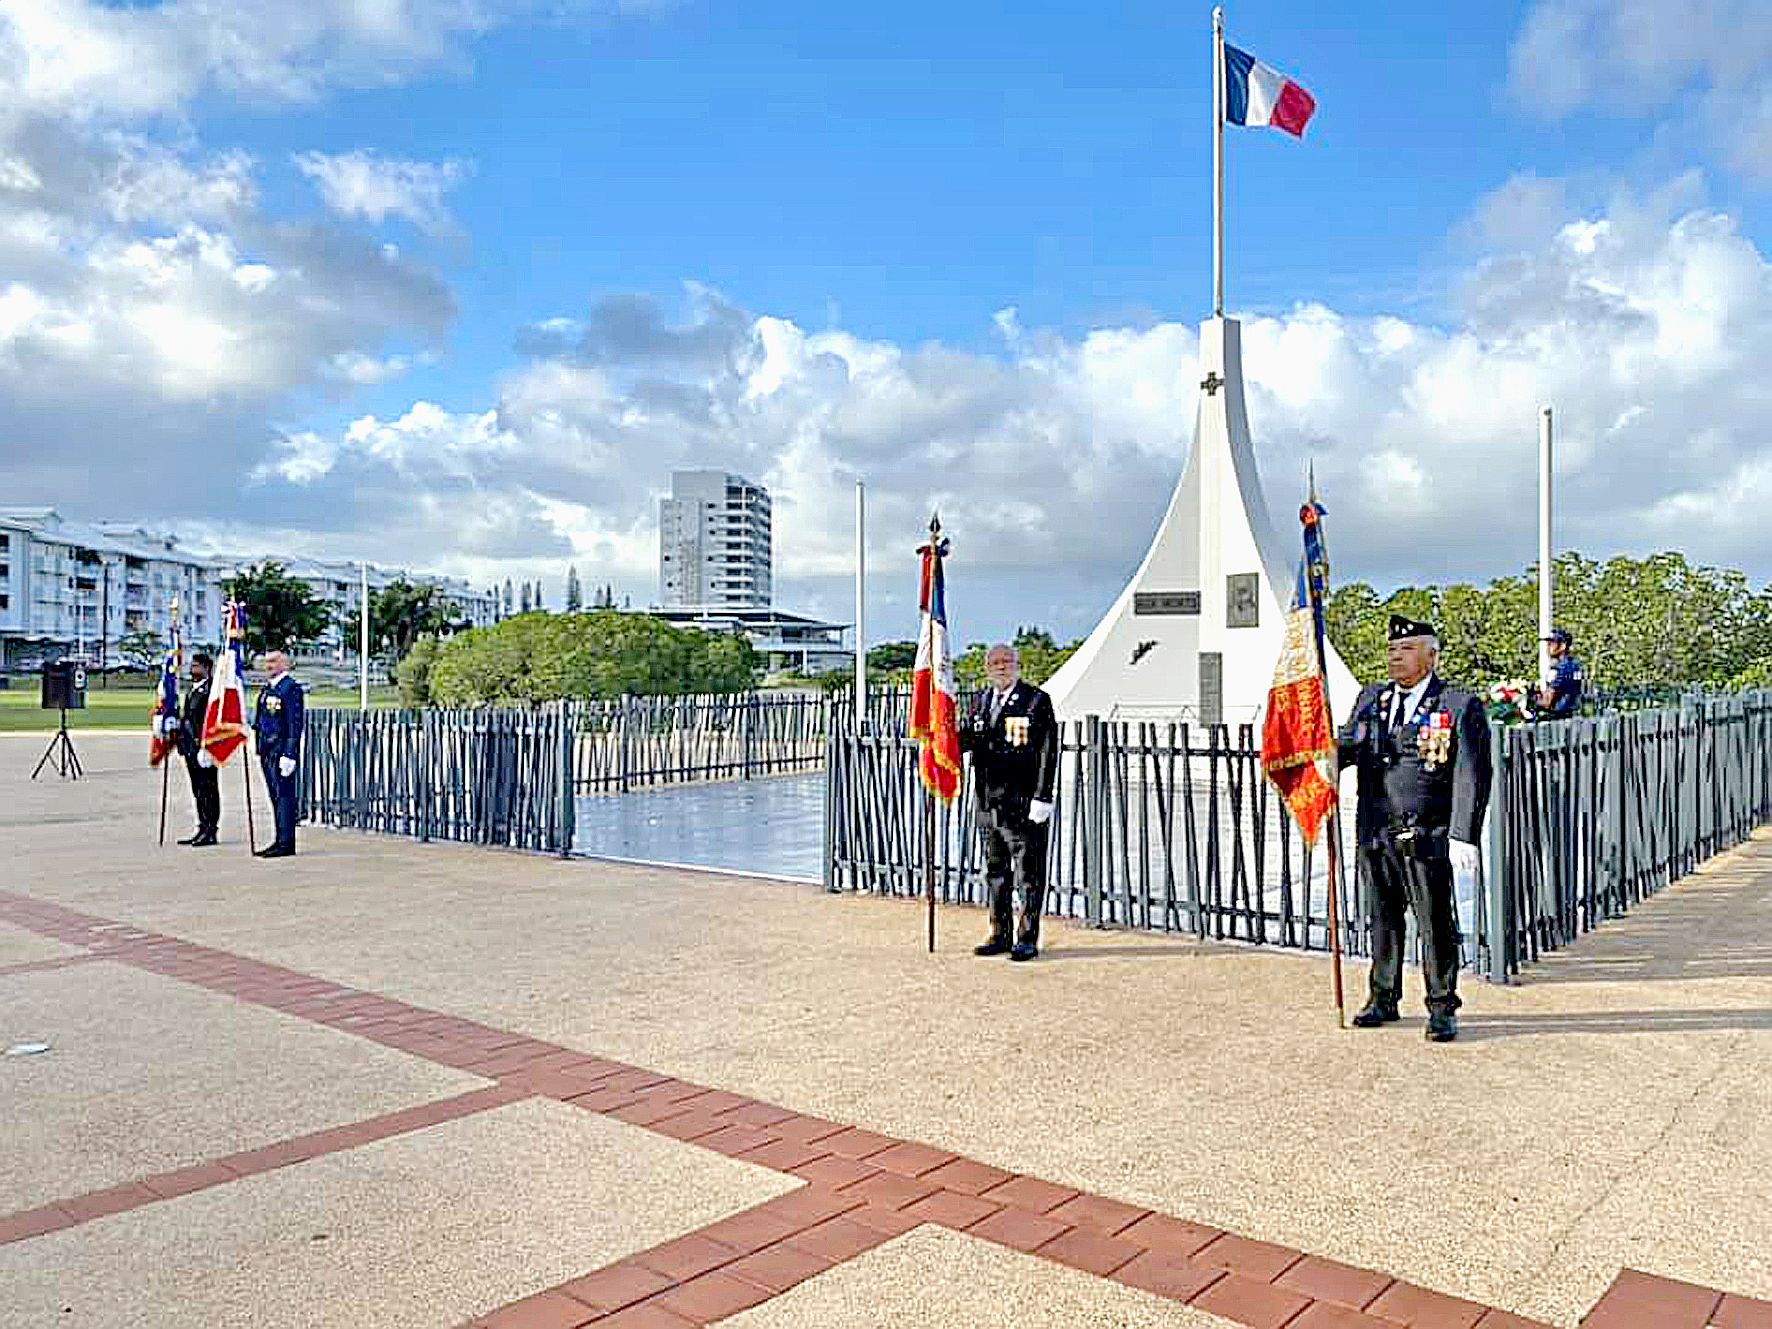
[{"xmin": 0, "ymin": 594, "xmax": 8, "ymax": 610}]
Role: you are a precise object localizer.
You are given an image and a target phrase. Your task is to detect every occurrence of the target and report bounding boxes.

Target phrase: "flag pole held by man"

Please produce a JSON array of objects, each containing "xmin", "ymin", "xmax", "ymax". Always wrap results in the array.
[
  {"xmin": 909, "ymin": 514, "xmax": 960, "ymax": 951},
  {"xmin": 1261, "ymin": 490, "xmax": 1347, "ymax": 1024}
]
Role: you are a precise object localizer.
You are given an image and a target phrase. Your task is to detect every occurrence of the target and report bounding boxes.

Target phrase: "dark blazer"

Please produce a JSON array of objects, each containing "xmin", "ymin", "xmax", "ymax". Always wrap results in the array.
[
  {"xmin": 1337, "ymin": 674, "xmax": 1491, "ymax": 850},
  {"xmin": 176, "ymin": 676, "xmax": 211, "ymax": 760},
  {"xmin": 959, "ymin": 680, "xmax": 1059, "ymax": 823},
  {"xmin": 253, "ymin": 674, "xmax": 305, "ymax": 764}
]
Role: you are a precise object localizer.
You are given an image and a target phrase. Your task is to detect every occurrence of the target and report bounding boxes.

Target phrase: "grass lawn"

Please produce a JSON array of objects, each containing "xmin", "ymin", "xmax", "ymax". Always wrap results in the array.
[{"xmin": 0, "ymin": 680, "xmax": 402, "ymax": 733}]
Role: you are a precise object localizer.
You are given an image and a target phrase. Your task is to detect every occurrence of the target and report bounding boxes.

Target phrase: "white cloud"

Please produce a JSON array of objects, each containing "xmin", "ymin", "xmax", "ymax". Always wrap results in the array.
[
  {"xmin": 0, "ymin": 1, "xmax": 667, "ymax": 122},
  {"xmin": 1510, "ymin": 0, "xmax": 1772, "ymax": 176},
  {"xmin": 295, "ymin": 150, "xmax": 470, "ymax": 234},
  {"xmin": 235, "ymin": 186, "xmax": 1772, "ymax": 640}
]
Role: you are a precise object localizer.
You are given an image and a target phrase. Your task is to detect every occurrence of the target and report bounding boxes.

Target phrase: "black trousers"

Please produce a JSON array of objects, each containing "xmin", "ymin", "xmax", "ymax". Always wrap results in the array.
[
  {"xmin": 261, "ymin": 757, "xmax": 300, "ymax": 851},
  {"xmin": 182, "ymin": 754, "xmax": 220, "ymax": 835},
  {"xmin": 981, "ymin": 813, "xmax": 1050, "ymax": 947},
  {"xmin": 1360, "ymin": 844, "xmax": 1461, "ymax": 1014}
]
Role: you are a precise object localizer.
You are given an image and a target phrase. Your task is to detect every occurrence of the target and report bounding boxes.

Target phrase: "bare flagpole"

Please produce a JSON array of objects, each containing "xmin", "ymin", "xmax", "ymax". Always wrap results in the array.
[{"xmin": 1213, "ymin": 6, "xmax": 1226, "ymax": 317}]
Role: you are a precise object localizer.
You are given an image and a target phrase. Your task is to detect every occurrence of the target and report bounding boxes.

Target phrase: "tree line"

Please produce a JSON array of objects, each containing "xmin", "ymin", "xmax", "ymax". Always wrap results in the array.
[{"xmin": 400, "ymin": 611, "xmax": 759, "ymax": 705}]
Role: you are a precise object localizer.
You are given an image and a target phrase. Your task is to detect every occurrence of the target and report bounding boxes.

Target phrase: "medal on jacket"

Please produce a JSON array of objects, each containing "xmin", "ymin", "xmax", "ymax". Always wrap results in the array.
[
  {"xmin": 1418, "ymin": 710, "xmax": 1452, "ymax": 769},
  {"xmin": 266, "ymin": 694, "xmax": 282, "ymax": 714},
  {"xmin": 1005, "ymin": 715, "xmax": 1030, "ymax": 748}
]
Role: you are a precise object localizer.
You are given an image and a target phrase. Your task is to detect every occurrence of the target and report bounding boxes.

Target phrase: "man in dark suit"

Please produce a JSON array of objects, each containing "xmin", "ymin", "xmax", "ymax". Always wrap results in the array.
[
  {"xmin": 1338, "ymin": 615, "xmax": 1492, "ymax": 1042},
  {"xmin": 175, "ymin": 652, "xmax": 220, "ymax": 846},
  {"xmin": 961, "ymin": 644, "xmax": 1060, "ymax": 961},
  {"xmin": 253, "ymin": 648, "xmax": 305, "ymax": 858}
]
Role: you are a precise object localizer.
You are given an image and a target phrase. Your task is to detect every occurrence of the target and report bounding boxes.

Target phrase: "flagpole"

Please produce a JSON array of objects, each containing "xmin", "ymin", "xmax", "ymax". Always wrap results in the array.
[
  {"xmin": 360, "ymin": 560, "xmax": 370, "ymax": 713},
  {"xmin": 1302, "ymin": 490, "xmax": 1347, "ymax": 1028},
  {"xmin": 924, "ymin": 516, "xmax": 940, "ymax": 956},
  {"xmin": 1213, "ymin": 6, "xmax": 1226, "ymax": 318}
]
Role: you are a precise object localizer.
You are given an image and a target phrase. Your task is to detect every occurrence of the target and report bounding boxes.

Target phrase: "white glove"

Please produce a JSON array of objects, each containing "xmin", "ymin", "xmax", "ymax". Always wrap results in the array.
[
  {"xmin": 1450, "ymin": 839, "xmax": 1481, "ymax": 876},
  {"xmin": 278, "ymin": 756, "xmax": 296, "ymax": 777},
  {"xmin": 1027, "ymin": 799, "xmax": 1054, "ymax": 825},
  {"xmin": 197, "ymin": 750, "xmax": 215, "ymax": 769},
  {"xmin": 161, "ymin": 716, "xmax": 181, "ymax": 735}
]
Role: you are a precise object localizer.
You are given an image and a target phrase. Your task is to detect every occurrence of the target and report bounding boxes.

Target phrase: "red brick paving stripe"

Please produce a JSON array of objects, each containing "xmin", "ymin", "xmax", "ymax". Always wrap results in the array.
[
  {"xmin": 1583, "ymin": 1269, "xmax": 1725, "ymax": 1328},
  {"xmin": 0, "ymin": 1084, "xmax": 528, "ymax": 1244},
  {"xmin": 1035, "ymin": 1225, "xmax": 1144, "ymax": 1277},
  {"xmin": 1119, "ymin": 1211, "xmax": 1222, "ymax": 1257},
  {"xmin": 1048, "ymin": 1190, "xmax": 1150, "ymax": 1235},
  {"xmin": 2, "ymin": 889, "xmax": 1752, "ymax": 1329},
  {"xmin": 1276, "ymin": 1255, "xmax": 1396, "ymax": 1310},
  {"xmin": 968, "ymin": 1204, "xmax": 1073, "ymax": 1253},
  {"xmin": 899, "ymin": 1188, "xmax": 1001, "ymax": 1231},
  {"xmin": 1716, "ymin": 1293, "xmax": 1772, "ymax": 1329},
  {"xmin": 1192, "ymin": 1273, "xmax": 1312, "ymax": 1329},
  {"xmin": 980, "ymin": 1173, "xmax": 1081, "ymax": 1213},
  {"xmin": 1366, "ymin": 1279, "xmax": 1489, "ymax": 1328},
  {"xmin": 1288, "ymin": 1303, "xmax": 1401, "ymax": 1329},
  {"xmin": 1110, "ymin": 1248, "xmax": 1226, "ymax": 1302}
]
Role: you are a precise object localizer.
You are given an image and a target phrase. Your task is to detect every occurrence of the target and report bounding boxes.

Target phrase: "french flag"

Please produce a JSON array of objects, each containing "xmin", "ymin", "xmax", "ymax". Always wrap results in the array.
[
  {"xmin": 909, "ymin": 524, "xmax": 961, "ymax": 804},
  {"xmin": 1224, "ymin": 43, "xmax": 1316, "ymax": 138}
]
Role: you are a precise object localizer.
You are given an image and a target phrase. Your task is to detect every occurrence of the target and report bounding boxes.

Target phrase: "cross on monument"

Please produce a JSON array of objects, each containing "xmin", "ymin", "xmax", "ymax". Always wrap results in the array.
[{"xmin": 1200, "ymin": 371, "xmax": 1223, "ymax": 396}]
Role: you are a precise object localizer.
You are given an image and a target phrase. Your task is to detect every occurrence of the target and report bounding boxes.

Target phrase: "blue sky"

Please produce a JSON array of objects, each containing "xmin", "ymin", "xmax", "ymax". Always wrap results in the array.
[{"xmin": 5, "ymin": 0, "xmax": 1772, "ymax": 641}]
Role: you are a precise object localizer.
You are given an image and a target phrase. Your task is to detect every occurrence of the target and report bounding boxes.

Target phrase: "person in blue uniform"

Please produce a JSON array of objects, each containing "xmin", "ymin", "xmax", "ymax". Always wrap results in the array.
[
  {"xmin": 1536, "ymin": 628, "xmax": 1584, "ymax": 720},
  {"xmin": 253, "ymin": 649, "xmax": 305, "ymax": 858},
  {"xmin": 1338, "ymin": 615, "xmax": 1492, "ymax": 1042}
]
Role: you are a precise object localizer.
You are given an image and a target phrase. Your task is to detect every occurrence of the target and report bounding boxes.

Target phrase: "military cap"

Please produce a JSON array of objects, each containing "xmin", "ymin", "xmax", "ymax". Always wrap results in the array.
[
  {"xmin": 1388, "ymin": 613, "xmax": 1436, "ymax": 642},
  {"xmin": 1541, "ymin": 627, "xmax": 1572, "ymax": 645}
]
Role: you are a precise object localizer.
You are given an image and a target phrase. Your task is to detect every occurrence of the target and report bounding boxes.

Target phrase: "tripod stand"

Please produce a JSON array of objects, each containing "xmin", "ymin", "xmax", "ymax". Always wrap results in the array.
[{"xmin": 32, "ymin": 708, "xmax": 83, "ymax": 780}]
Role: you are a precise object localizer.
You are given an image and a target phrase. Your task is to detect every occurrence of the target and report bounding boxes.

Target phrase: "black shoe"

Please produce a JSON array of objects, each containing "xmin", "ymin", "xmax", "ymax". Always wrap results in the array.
[
  {"xmin": 1351, "ymin": 1003, "xmax": 1400, "ymax": 1028},
  {"xmin": 255, "ymin": 845, "xmax": 293, "ymax": 859},
  {"xmin": 1426, "ymin": 1011, "xmax": 1458, "ymax": 1043},
  {"xmin": 974, "ymin": 938, "xmax": 1011, "ymax": 957},
  {"xmin": 1009, "ymin": 943, "xmax": 1039, "ymax": 962},
  {"xmin": 176, "ymin": 833, "xmax": 202, "ymax": 846},
  {"xmin": 189, "ymin": 833, "xmax": 218, "ymax": 848}
]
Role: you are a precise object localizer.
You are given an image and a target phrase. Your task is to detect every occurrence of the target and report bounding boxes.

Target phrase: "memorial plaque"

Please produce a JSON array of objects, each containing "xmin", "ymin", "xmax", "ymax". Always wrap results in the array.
[
  {"xmin": 1199, "ymin": 652, "xmax": 1223, "ymax": 727},
  {"xmin": 1226, "ymin": 572, "xmax": 1260, "ymax": 628},
  {"xmin": 1134, "ymin": 591, "xmax": 1201, "ymax": 616}
]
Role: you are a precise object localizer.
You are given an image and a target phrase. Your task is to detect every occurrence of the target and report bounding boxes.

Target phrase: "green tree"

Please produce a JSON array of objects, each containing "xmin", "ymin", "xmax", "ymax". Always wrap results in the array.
[
  {"xmin": 117, "ymin": 629, "xmax": 164, "ymax": 671},
  {"xmin": 426, "ymin": 611, "xmax": 762, "ymax": 705},
  {"xmin": 867, "ymin": 640, "xmax": 918, "ymax": 672},
  {"xmin": 223, "ymin": 561, "xmax": 331, "ymax": 656},
  {"xmin": 396, "ymin": 634, "xmax": 441, "ymax": 706}
]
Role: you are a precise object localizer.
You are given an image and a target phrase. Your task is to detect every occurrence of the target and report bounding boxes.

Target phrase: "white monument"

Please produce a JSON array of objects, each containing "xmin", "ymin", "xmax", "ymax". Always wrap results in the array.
[
  {"xmin": 1045, "ymin": 7, "xmax": 1357, "ymax": 729},
  {"xmin": 1044, "ymin": 316, "xmax": 1357, "ymax": 727}
]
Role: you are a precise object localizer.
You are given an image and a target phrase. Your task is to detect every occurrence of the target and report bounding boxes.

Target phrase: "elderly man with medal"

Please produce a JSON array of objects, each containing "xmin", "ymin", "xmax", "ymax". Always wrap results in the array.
[{"xmin": 1338, "ymin": 615, "xmax": 1493, "ymax": 1042}]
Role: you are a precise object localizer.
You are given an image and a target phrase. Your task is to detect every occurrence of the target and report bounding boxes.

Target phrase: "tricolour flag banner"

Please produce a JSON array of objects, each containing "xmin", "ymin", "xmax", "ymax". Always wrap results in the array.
[
  {"xmin": 909, "ymin": 525, "xmax": 961, "ymax": 803},
  {"xmin": 149, "ymin": 607, "xmax": 182, "ymax": 768},
  {"xmin": 1260, "ymin": 500, "xmax": 1337, "ymax": 843},
  {"xmin": 202, "ymin": 601, "xmax": 251, "ymax": 766},
  {"xmin": 1224, "ymin": 43, "xmax": 1316, "ymax": 138}
]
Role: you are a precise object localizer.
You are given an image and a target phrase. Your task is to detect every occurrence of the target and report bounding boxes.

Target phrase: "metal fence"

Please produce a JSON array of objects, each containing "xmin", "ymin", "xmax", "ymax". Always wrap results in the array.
[
  {"xmin": 824, "ymin": 703, "xmax": 1357, "ymax": 955},
  {"xmin": 300, "ymin": 706, "xmax": 575, "ymax": 855},
  {"xmin": 1481, "ymin": 691, "xmax": 1772, "ymax": 978},
  {"xmin": 570, "ymin": 692, "xmax": 826, "ymax": 793}
]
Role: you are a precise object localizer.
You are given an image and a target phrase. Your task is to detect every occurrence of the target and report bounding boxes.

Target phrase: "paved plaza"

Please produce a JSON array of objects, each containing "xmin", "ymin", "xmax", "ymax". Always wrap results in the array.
[{"xmin": 5, "ymin": 734, "xmax": 1772, "ymax": 1328}]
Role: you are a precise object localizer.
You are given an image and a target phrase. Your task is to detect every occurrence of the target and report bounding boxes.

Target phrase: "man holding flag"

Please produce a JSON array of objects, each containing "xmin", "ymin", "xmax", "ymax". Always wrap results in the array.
[
  {"xmin": 962, "ymin": 645, "xmax": 1059, "ymax": 961},
  {"xmin": 174, "ymin": 653, "xmax": 220, "ymax": 846}
]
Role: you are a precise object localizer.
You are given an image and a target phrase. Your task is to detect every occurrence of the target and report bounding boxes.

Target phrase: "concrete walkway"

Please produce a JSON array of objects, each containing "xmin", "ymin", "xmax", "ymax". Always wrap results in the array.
[{"xmin": 4, "ymin": 734, "xmax": 1772, "ymax": 1328}]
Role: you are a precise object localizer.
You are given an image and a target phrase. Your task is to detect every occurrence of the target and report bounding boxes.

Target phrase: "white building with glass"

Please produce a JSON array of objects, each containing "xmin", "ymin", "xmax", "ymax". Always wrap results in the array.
[{"xmin": 659, "ymin": 470, "xmax": 773, "ymax": 610}]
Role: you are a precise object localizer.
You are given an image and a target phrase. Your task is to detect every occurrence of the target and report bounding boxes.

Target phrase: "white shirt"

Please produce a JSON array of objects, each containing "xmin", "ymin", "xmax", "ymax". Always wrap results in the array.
[
  {"xmin": 1391, "ymin": 675, "xmax": 1431, "ymax": 729},
  {"xmin": 990, "ymin": 685, "xmax": 1015, "ymax": 719}
]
